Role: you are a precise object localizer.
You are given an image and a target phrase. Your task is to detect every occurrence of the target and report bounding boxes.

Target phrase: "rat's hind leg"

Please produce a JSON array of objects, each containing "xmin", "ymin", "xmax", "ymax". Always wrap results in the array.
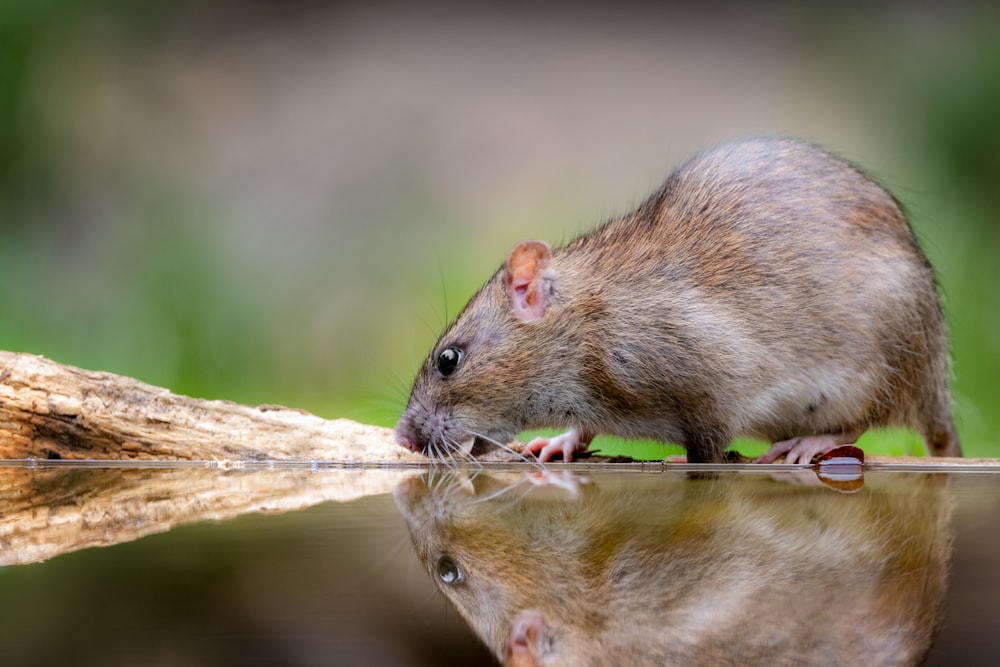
[{"xmin": 757, "ymin": 432, "xmax": 861, "ymax": 465}]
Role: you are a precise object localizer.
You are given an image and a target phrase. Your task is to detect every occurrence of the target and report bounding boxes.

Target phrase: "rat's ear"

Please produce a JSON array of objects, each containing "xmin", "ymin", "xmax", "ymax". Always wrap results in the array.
[{"xmin": 504, "ymin": 240, "xmax": 552, "ymax": 322}]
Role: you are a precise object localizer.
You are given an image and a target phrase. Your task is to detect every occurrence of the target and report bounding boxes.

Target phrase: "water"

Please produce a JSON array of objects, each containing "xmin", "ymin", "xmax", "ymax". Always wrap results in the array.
[{"xmin": 0, "ymin": 462, "xmax": 997, "ymax": 666}]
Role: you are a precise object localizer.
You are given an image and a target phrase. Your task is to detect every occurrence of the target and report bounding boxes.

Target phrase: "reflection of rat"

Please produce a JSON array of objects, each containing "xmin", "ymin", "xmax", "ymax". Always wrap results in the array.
[
  {"xmin": 396, "ymin": 138, "xmax": 961, "ymax": 463},
  {"xmin": 395, "ymin": 471, "xmax": 953, "ymax": 667}
]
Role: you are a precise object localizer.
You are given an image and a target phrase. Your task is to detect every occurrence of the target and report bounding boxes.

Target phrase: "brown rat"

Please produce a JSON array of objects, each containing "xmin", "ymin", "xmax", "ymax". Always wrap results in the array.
[{"xmin": 395, "ymin": 137, "xmax": 961, "ymax": 464}]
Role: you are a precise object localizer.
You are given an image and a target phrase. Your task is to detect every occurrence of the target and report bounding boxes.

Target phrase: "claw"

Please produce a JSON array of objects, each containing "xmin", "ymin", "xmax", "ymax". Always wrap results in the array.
[
  {"xmin": 757, "ymin": 433, "xmax": 860, "ymax": 465},
  {"xmin": 523, "ymin": 429, "xmax": 592, "ymax": 463}
]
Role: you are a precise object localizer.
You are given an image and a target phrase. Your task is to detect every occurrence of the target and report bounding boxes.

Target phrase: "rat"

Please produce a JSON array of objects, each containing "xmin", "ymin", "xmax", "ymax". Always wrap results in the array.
[{"xmin": 395, "ymin": 137, "xmax": 962, "ymax": 464}]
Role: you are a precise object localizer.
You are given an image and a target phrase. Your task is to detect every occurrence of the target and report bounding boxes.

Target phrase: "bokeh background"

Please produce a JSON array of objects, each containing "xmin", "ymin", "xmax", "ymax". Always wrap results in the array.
[{"xmin": 2, "ymin": 0, "xmax": 998, "ymax": 458}]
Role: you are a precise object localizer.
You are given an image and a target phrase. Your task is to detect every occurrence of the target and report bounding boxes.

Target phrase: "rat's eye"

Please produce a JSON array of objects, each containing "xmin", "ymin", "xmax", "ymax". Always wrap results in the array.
[
  {"xmin": 436, "ymin": 347, "xmax": 464, "ymax": 376},
  {"xmin": 436, "ymin": 555, "xmax": 465, "ymax": 586}
]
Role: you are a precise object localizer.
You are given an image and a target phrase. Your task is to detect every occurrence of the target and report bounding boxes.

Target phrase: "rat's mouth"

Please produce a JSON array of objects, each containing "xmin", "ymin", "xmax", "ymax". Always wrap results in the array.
[{"xmin": 450, "ymin": 436, "xmax": 475, "ymax": 456}]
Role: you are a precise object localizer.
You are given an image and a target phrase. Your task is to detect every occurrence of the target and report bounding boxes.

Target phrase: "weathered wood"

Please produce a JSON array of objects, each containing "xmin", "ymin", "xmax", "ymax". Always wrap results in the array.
[{"xmin": 0, "ymin": 351, "xmax": 423, "ymax": 462}]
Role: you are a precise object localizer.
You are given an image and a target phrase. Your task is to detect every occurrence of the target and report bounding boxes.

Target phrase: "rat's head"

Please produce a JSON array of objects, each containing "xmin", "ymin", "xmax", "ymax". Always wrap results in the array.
[{"xmin": 396, "ymin": 240, "xmax": 589, "ymax": 460}]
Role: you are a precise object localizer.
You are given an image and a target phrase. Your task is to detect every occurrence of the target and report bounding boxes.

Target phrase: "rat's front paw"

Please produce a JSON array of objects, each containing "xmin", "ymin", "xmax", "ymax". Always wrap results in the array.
[{"xmin": 523, "ymin": 429, "xmax": 592, "ymax": 463}]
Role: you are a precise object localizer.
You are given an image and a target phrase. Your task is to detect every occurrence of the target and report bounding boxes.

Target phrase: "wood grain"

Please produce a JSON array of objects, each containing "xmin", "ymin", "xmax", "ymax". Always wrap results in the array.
[{"xmin": 0, "ymin": 351, "xmax": 422, "ymax": 462}]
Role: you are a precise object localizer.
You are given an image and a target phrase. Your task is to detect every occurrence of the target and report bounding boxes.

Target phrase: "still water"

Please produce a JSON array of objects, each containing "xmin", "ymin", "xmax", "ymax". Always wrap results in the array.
[{"xmin": 0, "ymin": 462, "xmax": 997, "ymax": 666}]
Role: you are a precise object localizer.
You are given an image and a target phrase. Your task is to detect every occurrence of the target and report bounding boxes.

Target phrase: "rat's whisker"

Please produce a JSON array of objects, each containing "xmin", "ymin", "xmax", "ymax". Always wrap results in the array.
[{"xmin": 467, "ymin": 430, "xmax": 543, "ymax": 469}]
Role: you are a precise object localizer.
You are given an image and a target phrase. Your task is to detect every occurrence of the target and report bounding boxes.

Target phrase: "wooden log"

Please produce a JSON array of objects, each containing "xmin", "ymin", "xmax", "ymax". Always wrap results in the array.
[{"xmin": 0, "ymin": 351, "xmax": 423, "ymax": 462}]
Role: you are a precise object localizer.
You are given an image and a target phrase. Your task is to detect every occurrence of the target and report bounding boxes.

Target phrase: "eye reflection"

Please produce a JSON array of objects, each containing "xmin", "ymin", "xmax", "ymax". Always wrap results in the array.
[{"xmin": 436, "ymin": 555, "xmax": 464, "ymax": 585}]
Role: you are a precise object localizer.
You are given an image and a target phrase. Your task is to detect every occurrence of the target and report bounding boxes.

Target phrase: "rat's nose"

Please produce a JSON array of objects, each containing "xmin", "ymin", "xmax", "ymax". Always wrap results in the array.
[{"xmin": 394, "ymin": 423, "xmax": 420, "ymax": 452}]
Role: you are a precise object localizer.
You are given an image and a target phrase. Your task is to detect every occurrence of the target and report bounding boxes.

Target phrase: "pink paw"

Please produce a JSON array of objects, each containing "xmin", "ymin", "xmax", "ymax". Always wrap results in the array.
[
  {"xmin": 523, "ymin": 429, "xmax": 592, "ymax": 463},
  {"xmin": 757, "ymin": 434, "xmax": 859, "ymax": 465}
]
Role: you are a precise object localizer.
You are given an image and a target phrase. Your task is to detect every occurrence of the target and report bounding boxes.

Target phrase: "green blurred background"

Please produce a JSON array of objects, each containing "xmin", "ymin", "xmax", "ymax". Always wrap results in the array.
[{"xmin": 1, "ymin": 1, "xmax": 997, "ymax": 458}]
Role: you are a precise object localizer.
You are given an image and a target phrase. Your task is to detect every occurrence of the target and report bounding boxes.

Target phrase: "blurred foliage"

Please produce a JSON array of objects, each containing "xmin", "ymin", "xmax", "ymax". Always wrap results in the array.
[
  {"xmin": 0, "ymin": 2, "xmax": 998, "ymax": 459},
  {"xmin": 0, "ymin": 0, "xmax": 166, "ymax": 210},
  {"xmin": 896, "ymin": 18, "xmax": 1000, "ymax": 460}
]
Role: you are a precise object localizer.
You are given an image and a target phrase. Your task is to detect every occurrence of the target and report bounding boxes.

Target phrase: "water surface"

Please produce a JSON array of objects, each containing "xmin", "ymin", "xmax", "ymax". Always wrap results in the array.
[{"xmin": 0, "ymin": 462, "xmax": 997, "ymax": 666}]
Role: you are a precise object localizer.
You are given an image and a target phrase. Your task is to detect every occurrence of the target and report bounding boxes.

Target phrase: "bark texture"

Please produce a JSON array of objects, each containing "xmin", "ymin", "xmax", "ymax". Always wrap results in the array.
[{"xmin": 0, "ymin": 351, "xmax": 421, "ymax": 462}]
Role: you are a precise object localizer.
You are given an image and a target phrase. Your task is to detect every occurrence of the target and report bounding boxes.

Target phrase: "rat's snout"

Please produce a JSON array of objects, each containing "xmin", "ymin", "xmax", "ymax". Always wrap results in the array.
[
  {"xmin": 395, "ymin": 404, "xmax": 477, "ymax": 458},
  {"xmin": 394, "ymin": 415, "xmax": 422, "ymax": 453},
  {"xmin": 397, "ymin": 432, "xmax": 419, "ymax": 452}
]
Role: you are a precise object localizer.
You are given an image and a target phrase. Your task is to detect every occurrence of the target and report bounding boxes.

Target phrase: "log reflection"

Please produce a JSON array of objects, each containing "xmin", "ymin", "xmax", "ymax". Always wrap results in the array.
[{"xmin": 0, "ymin": 463, "xmax": 410, "ymax": 565}]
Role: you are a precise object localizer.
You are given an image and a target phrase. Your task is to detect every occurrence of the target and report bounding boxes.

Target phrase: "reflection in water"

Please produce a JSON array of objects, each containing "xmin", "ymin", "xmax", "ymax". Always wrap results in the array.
[
  {"xmin": 395, "ymin": 470, "xmax": 954, "ymax": 666},
  {"xmin": 0, "ymin": 464, "xmax": 494, "ymax": 666},
  {"xmin": 0, "ymin": 462, "xmax": 412, "ymax": 565}
]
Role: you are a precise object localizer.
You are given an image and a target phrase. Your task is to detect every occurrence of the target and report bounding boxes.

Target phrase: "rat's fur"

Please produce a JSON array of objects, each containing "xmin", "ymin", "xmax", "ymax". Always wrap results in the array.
[{"xmin": 396, "ymin": 138, "xmax": 960, "ymax": 463}]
